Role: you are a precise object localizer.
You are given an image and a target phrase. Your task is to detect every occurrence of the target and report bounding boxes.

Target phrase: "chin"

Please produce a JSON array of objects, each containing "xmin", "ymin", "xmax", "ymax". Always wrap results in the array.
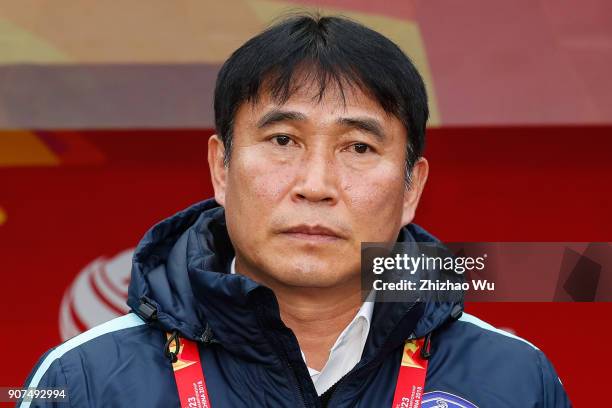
[{"xmin": 263, "ymin": 254, "xmax": 355, "ymax": 288}]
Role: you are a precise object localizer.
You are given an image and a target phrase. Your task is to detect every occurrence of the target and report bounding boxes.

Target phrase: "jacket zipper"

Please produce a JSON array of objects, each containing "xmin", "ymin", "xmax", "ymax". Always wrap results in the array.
[
  {"xmin": 279, "ymin": 341, "xmax": 309, "ymax": 408},
  {"xmin": 255, "ymin": 301, "xmax": 310, "ymax": 408},
  {"xmin": 325, "ymin": 302, "xmax": 418, "ymax": 407}
]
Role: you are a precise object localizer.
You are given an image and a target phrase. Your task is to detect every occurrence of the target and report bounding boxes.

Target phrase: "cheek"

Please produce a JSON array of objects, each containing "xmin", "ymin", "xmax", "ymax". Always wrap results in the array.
[
  {"xmin": 227, "ymin": 148, "xmax": 296, "ymax": 211},
  {"xmin": 342, "ymin": 169, "xmax": 405, "ymax": 236}
]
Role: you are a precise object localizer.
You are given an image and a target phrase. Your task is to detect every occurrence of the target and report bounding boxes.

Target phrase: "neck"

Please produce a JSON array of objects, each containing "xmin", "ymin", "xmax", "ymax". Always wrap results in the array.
[
  {"xmin": 276, "ymin": 282, "xmax": 362, "ymax": 371},
  {"xmin": 235, "ymin": 259, "xmax": 362, "ymax": 371}
]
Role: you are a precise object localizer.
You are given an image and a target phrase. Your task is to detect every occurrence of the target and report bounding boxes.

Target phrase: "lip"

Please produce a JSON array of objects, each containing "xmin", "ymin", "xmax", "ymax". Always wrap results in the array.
[{"xmin": 281, "ymin": 224, "xmax": 344, "ymax": 242}]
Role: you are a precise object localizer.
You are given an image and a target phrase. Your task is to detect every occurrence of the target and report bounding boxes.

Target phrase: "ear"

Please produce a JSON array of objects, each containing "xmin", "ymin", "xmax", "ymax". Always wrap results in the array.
[
  {"xmin": 401, "ymin": 157, "xmax": 429, "ymax": 226},
  {"xmin": 208, "ymin": 134, "xmax": 228, "ymax": 207}
]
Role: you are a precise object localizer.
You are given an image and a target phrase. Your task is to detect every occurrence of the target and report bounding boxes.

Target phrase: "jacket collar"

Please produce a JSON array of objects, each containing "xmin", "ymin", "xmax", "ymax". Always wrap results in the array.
[{"xmin": 127, "ymin": 199, "xmax": 463, "ymax": 362}]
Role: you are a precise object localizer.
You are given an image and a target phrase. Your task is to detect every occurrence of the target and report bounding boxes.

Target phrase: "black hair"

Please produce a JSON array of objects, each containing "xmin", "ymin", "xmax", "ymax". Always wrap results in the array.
[{"xmin": 213, "ymin": 13, "xmax": 429, "ymax": 184}]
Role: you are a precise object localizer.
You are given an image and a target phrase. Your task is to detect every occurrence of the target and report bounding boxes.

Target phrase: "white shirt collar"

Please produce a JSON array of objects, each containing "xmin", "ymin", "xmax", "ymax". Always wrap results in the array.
[{"xmin": 229, "ymin": 257, "xmax": 373, "ymax": 395}]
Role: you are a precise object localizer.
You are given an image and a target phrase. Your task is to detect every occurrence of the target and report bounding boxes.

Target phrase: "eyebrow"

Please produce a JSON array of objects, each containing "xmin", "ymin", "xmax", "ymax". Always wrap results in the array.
[
  {"xmin": 256, "ymin": 109, "xmax": 386, "ymax": 142},
  {"xmin": 337, "ymin": 117, "xmax": 386, "ymax": 142},
  {"xmin": 257, "ymin": 110, "xmax": 307, "ymax": 128}
]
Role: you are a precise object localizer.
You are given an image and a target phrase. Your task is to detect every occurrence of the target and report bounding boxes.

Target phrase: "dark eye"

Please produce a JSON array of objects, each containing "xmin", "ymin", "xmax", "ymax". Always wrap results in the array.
[
  {"xmin": 272, "ymin": 135, "xmax": 292, "ymax": 146},
  {"xmin": 352, "ymin": 143, "xmax": 371, "ymax": 154}
]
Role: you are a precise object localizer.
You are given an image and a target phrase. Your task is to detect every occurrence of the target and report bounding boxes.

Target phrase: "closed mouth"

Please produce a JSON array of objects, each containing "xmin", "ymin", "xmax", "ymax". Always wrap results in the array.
[{"xmin": 281, "ymin": 224, "xmax": 344, "ymax": 241}]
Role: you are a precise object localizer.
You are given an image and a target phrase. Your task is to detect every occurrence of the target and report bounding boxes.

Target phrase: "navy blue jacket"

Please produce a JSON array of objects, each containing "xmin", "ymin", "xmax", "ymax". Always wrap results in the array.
[{"xmin": 22, "ymin": 199, "xmax": 571, "ymax": 407}]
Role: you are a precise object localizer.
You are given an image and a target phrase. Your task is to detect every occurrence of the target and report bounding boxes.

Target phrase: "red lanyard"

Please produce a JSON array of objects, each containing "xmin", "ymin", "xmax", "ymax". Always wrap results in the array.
[
  {"xmin": 169, "ymin": 335, "xmax": 429, "ymax": 408},
  {"xmin": 391, "ymin": 337, "xmax": 430, "ymax": 408},
  {"xmin": 168, "ymin": 334, "xmax": 212, "ymax": 408}
]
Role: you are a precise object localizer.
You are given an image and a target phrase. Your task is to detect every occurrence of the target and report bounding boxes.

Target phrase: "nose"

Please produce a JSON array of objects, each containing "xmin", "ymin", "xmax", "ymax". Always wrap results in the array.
[{"xmin": 291, "ymin": 149, "xmax": 339, "ymax": 205}]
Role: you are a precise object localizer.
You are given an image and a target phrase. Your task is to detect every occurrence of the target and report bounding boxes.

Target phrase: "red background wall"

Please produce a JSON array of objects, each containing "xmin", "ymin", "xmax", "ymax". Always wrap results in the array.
[{"xmin": 1, "ymin": 128, "xmax": 611, "ymax": 406}]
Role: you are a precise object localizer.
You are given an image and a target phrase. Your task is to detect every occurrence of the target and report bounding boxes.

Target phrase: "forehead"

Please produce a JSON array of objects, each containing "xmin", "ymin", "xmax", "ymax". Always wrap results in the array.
[{"xmin": 235, "ymin": 75, "xmax": 403, "ymax": 129}]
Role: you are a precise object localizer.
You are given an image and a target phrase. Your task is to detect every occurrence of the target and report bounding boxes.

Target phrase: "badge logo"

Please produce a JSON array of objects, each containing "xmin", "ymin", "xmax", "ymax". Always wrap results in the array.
[
  {"xmin": 401, "ymin": 339, "xmax": 425, "ymax": 369},
  {"xmin": 166, "ymin": 333, "xmax": 197, "ymax": 371},
  {"xmin": 422, "ymin": 391, "xmax": 478, "ymax": 408}
]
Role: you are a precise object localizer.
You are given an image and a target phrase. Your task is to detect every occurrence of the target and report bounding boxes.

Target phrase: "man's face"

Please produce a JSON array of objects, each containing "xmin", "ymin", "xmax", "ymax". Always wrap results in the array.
[{"xmin": 209, "ymin": 79, "xmax": 428, "ymax": 288}]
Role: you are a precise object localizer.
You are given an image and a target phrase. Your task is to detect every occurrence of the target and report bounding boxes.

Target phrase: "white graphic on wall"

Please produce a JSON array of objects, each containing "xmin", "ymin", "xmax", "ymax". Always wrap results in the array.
[{"xmin": 59, "ymin": 248, "xmax": 134, "ymax": 341}]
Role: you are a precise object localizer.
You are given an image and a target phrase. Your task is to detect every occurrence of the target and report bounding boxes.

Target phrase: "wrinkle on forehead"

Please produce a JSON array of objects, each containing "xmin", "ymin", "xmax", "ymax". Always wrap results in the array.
[
  {"xmin": 245, "ymin": 73, "xmax": 396, "ymax": 123},
  {"xmin": 248, "ymin": 63, "xmax": 379, "ymax": 113}
]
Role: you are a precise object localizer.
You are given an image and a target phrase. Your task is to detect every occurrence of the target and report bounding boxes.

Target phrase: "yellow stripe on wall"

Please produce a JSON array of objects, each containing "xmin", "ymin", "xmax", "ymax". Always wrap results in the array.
[
  {"xmin": 246, "ymin": 0, "xmax": 441, "ymax": 126},
  {"xmin": 0, "ymin": 18, "xmax": 69, "ymax": 64},
  {"xmin": 0, "ymin": 132, "xmax": 60, "ymax": 166}
]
